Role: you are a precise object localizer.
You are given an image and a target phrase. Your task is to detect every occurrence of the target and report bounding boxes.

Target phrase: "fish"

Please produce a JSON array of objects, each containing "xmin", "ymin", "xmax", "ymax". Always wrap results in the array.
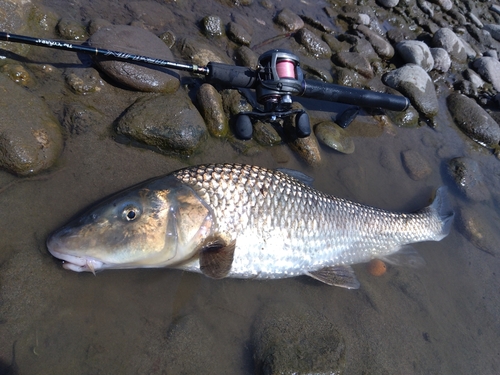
[{"xmin": 46, "ymin": 163, "xmax": 454, "ymax": 289}]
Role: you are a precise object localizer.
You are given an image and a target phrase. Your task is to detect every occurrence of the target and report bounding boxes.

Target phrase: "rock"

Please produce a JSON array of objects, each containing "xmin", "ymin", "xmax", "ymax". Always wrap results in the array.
[
  {"xmin": 178, "ymin": 37, "xmax": 231, "ymax": 66},
  {"xmin": 234, "ymin": 46, "xmax": 259, "ymax": 69},
  {"xmin": 431, "ymin": 28, "xmax": 468, "ymax": 63},
  {"xmin": 446, "ymin": 93, "xmax": 500, "ymax": 150},
  {"xmin": 284, "ymin": 115, "xmax": 321, "ymax": 166},
  {"xmin": 356, "ymin": 25, "xmax": 395, "ymax": 60},
  {"xmin": 227, "ymin": 22, "xmax": 252, "ymax": 46},
  {"xmin": 202, "ymin": 15, "xmax": 223, "ymax": 37},
  {"xmin": 295, "ymin": 28, "xmax": 332, "ymax": 59},
  {"xmin": 274, "ymin": 8, "xmax": 304, "ymax": 32},
  {"xmin": 463, "ymin": 68, "xmax": 485, "ymax": 90},
  {"xmin": 159, "ymin": 30, "xmax": 176, "ymax": 49},
  {"xmin": 386, "ymin": 104, "xmax": 420, "ymax": 128},
  {"xmin": 125, "ymin": 1, "xmax": 176, "ymax": 33},
  {"xmin": 88, "ymin": 25, "xmax": 180, "ymax": 93},
  {"xmin": 300, "ymin": 14, "xmax": 335, "ymax": 33},
  {"xmin": 116, "ymin": 93, "xmax": 208, "ymax": 154},
  {"xmin": 483, "ymin": 24, "xmax": 500, "ymax": 42},
  {"xmin": 322, "ymin": 34, "xmax": 351, "ymax": 54},
  {"xmin": 197, "ymin": 83, "xmax": 229, "ymax": 138},
  {"xmin": 468, "ymin": 12, "xmax": 483, "ymax": 28},
  {"xmin": 457, "ymin": 207, "xmax": 499, "ymax": 256},
  {"xmin": 447, "ymin": 157, "xmax": 490, "ymax": 202},
  {"xmin": 63, "ymin": 103, "xmax": 104, "ymax": 135},
  {"xmin": 377, "ymin": 0, "xmax": 399, "ymax": 7},
  {"xmin": 430, "ymin": 0, "xmax": 452, "ymax": 11},
  {"xmin": 430, "ymin": 47, "xmax": 451, "ymax": 73},
  {"xmin": 252, "ymin": 303, "xmax": 345, "ymax": 375},
  {"xmin": 383, "ymin": 64, "xmax": 439, "ymax": 118},
  {"xmin": 64, "ymin": 68, "xmax": 105, "ymax": 94},
  {"xmin": 401, "ymin": 149, "xmax": 432, "ymax": 180},
  {"xmin": 350, "ymin": 37, "xmax": 379, "ymax": 62},
  {"xmin": 0, "ymin": 74, "xmax": 63, "ymax": 176},
  {"xmin": 396, "ymin": 40, "xmax": 434, "ymax": 72},
  {"xmin": 472, "ymin": 57, "xmax": 500, "ymax": 92},
  {"xmin": 221, "ymin": 89, "xmax": 253, "ymax": 117},
  {"xmin": 333, "ymin": 51, "xmax": 373, "ymax": 78},
  {"xmin": 1, "ymin": 64, "xmax": 33, "ymax": 87},
  {"xmin": 253, "ymin": 121, "xmax": 282, "ymax": 146},
  {"xmin": 56, "ymin": 18, "xmax": 87, "ymax": 41},
  {"xmin": 314, "ymin": 121, "xmax": 355, "ymax": 154}
]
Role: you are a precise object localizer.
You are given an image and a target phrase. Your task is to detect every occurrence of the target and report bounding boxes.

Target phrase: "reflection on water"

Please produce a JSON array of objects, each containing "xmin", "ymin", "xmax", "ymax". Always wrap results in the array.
[{"xmin": 1, "ymin": 0, "xmax": 499, "ymax": 374}]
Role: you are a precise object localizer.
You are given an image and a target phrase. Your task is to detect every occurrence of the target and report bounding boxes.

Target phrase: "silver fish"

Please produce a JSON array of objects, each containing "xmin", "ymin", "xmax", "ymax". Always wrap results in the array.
[{"xmin": 47, "ymin": 164, "xmax": 454, "ymax": 288}]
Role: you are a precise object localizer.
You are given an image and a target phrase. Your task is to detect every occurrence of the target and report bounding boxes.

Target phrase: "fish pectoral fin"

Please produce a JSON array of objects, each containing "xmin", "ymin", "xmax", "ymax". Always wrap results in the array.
[
  {"xmin": 380, "ymin": 245, "xmax": 426, "ymax": 268},
  {"xmin": 199, "ymin": 238, "xmax": 236, "ymax": 279},
  {"xmin": 306, "ymin": 265, "xmax": 360, "ymax": 289}
]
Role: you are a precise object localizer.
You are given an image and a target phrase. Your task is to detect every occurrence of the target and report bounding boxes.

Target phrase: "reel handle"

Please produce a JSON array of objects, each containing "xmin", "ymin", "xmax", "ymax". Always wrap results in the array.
[{"xmin": 301, "ymin": 79, "xmax": 410, "ymax": 112}]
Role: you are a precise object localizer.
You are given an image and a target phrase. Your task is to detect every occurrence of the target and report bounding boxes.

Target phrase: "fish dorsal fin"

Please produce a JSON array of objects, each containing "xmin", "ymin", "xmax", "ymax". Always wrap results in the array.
[
  {"xmin": 306, "ymin": 265, "xmax": 360, "ymax": 289},
  {"xmin": 199, "ymin": 238, "xmax": 235, "ymax": 279},
  {"xmin": 276, "ymin": 168, "xmax": 314, "ymax": 186}
]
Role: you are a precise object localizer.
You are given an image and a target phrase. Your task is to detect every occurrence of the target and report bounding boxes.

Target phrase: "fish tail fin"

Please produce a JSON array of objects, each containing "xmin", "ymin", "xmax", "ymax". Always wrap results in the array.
[{"xmin": 424, "ymin": 186, "xmax": 454, "ymax": 241}]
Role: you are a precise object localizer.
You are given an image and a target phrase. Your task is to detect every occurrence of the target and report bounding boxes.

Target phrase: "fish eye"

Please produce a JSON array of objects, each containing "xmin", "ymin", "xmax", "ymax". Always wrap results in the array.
[{"xmin": 122, "ymin": 205, "xmax": 141, "ymax": 221}]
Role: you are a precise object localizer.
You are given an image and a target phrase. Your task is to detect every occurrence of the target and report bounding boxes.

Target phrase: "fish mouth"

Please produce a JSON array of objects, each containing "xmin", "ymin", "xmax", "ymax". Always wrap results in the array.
[{"xmin": 49, "ymin": 249, "xmax": 105, "ymax": 274}]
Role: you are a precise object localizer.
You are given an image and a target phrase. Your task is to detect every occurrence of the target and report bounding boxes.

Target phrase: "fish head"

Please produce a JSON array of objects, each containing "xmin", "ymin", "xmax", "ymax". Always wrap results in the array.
[{"xmin": 47, "ymin": 176, "xmax": 213, "ymax": 273}]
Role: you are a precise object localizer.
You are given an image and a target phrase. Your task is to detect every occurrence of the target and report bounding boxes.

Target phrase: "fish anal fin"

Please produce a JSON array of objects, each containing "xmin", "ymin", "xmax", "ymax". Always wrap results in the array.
[
  {"xmin": 306, "ymin": 265, "xmax": 360, "ymax": 289},
  {"xmin": 380, "ymin": 245, "xmax": 426, "ymax": 268},
  {"xmin": 199, "ymin": 238, "xmax": 235, "ymax": 279}
]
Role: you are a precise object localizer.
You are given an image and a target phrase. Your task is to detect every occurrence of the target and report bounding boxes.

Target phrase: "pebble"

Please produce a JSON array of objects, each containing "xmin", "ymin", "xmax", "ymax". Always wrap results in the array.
[
  {"xmin": 274, "ymin": 8, "xmax": 304, "ymax": 32},
  {"xmin": 356, "ymin": 24, "xmax": 395, "ymax": 60},
  {"xmin": 179, "ymin": 37, "xmax": 232, "ymax": 66},
  {"xmin": 468, "ymin": 12, "xmax": 483, "ymax": 28},
  {"xmin": 227, "ymin": 22, "xmax": 252, "ymax": 46},
  {"xmin": 197, "ymin": 83, "xmax": 229, "ymax": 138},
  {"xmin": 457, "ymin": 207, "xmax": 498, "ymax": 256},
  {"xmin": 56, "ymin": 17, "xmax": 87, "ymax": 40},
  {"xmin": 383, "ymin": 64, "xmax": 439, "ymax": 118},
  {"xmin": 446, "ymin": 93, "xmax": 500, "ymax": 150},
  {"xmin": 0, "ymin": 74, "xmax": 63, "ymax": 176},
  {"xmin": 333, "ymin": 51, "xmax": 373, "ymax": 78},
  {"xmin": 377, "ymin": 0, "xmax": 399, "ymax": 8},
  {"xmin": 483, "ymin": 24, "xmax": 500, "ymax": 42},
  {"xmin": 284, "ymin": 114, "xmax": 321, "ymax": 166},
  {"xmin": 202, "ymin": 15, "xmax": 223, "ymax": 37},
  {"xmin": 447, "ymin": 157, "xmax": 490, "ymax": 202},
  {"xmin": 253, "ymin": 121, "xmax": 282, "ymax": 146},
  {"xmin": 115, "ymin": 93, "xmax": 207, "ymax": 154},
  {"xmin": 429, "ymin": 47, "xmax": 451, "ymax": 73},
  {"xmin": 401, "ymin": 149, "xmax": 432, "ymax": 180},
  {"xmin": 472, "ymin": 57, "xmax": 500, "ymax": 92},
  {"xmin": 431, "ymin": 28, "xmax": 468, "ymax": 63},
  {"xmin": 234, "ymin": 46, "xmax": 259, "ymax": 69},
  {"xmin": 295, "ymin": 28, "xmax": 332, "ymax": 59},
  {"xmin": 396, "ymin": 40, "xmax": 434, "ymax": 72},
  {"xmin": 314, "ymin": 121, "xmax": 355, "ymax": 154},
  {"xmin": 88, "ymin": 25, "xmax": 180, "ymax": 93}
]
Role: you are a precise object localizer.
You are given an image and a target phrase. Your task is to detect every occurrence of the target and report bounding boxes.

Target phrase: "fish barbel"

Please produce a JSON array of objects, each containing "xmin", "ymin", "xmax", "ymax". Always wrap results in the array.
[{"xmin": 47, "ymin": 164, "xmax": 454, "ymax": 288}]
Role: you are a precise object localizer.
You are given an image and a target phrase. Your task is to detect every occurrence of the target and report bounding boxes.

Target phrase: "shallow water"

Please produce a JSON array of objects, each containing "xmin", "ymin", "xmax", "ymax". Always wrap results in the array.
[{"xmin": 1, "ymin": 0, "xmax": 500, "ymax": 374}]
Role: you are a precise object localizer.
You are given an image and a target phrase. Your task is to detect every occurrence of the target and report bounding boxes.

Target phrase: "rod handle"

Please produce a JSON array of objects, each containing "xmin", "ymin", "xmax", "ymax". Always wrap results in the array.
[{"xmin": 206, "ymin": 62, "xmax": 257, "ymax": 89}]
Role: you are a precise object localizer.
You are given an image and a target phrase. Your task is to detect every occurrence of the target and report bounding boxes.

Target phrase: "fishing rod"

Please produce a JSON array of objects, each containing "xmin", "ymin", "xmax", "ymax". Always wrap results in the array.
[{"xmin": 0, "ymin": 31, "xmax": 410, "ymax": 140}]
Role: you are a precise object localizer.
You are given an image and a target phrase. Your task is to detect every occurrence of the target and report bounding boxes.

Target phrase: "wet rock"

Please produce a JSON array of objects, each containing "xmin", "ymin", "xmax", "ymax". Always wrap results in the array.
[
  {"xmin": 430, "ymin": 47, "xmax": 451, "ymax": 73},
  {"xmin": 472, "ymin": 57, "xmax": 500, "ymax": 92},
  {"xmin": 457, "ymin": 207, "xmax": 499, "ymax": 256},
  {"xmin": 300, "ymin": 15, "xmax": 335, "ymax": 33},
  {"xmin": 284, "ymin": 116, "xmax": 321, "ymax": 166},
  {"xmin": 197, "ymin": 83, "xmax": 229, "ymax": 138},
  {"xmin": 463, "ymin": 68, "xmax": 485, "ymax": 90},
  {"xmin": 483, "ymin": 24, "xmax": 500, "ymax": 42},
  {"xmin": 447, "ymin": 157, "xmax": 490, "ymax": 202},
  {"xmin": 221, "ymin": 89, "xmax": 253, "ymax": 117},
  {"xmin": 159, "ymin": 30, "xmax": 176, "ymax": 49},
  {"xmin": 446, "ymin": 93, "xmax": 500, "ymax": 150},
  {"xmin": 88, "ymin": 18, "xmax": 112, "ymax": 35},
  {"xmin": 274, "ymin": 8, "xmax": 304, "ymax": 32},
  {"xmin": 179, "ymin": 37, "xmax": 231, "ymax": 66},
  {"xmin": 396, "ymin": 40, "xmax": 434, "ymax": 72},
  {"xmin": 63, "ymin": 104, "xmax": 104, "ymax": 135},
  {"xmin": 1, "ymin": 64, "xmax": 33, "ymax": 87},
  {"xmin": 0, "ymin": 74, "xmax": 63, "ymax": 176},
  {"xmin": 56, "ymin": 18, "xmax": 87, "ymax": 40},
  {"xmin": 356, "ymin": 25, "xmax": 395, "ymax": 60},
  {"xmin": 202, "ymin": 15, "xmax": 223, "ymax": 37},
  {"xmin": 386, "ymin": 104, "xmax": 420, "ymax": 128},
  {"xmin": 322, "ymin": 34, "xmax": 351, "ymax": 54},
  {"xmin": 234, "ymin": 46, "xmax": 259, "ymax": 69},
  {"xmin": 252, "ymin": 303, "xmax": 345, "ymax": 375},
  {"xmin": 377, "ymin": 0, "xmax": 399, "ymax": 7},
  {"xmin": 88, "ymin": 25, "xmax": 180, "ymax": 93},
  {"xmin": 29, "ymin": 4, "xmax": 60, "ymax": 33},
  {"xmin": 64, "ymin": 68, "xmax": 105, "ymax": 94},
  {"xmin": 253, "ymin": 121, "xmax": 282, "ymax": 146},
  {"xmin": 468, "ymin": 12, "xmax": 483, "ymax": 28},
  {"xmin": 431, "ymin": 28, "xmax": 468, "ymax": 63},
  {"xmin": 0, "ymin": 0, "xmax": 32, "ymax": 56},
  {"xmin": 333, "ymin": 52, "xmax": 373, "ymax": 78},
  {"xmin": 295, "ymin": 28, "xmax": 332, "ymax": 59},
  {"xmin": 125, "ymin": 1, "xmax": 176, "ymax": 33},
  {"xmin": 227, "ymin": 22, "xmax": 252, "ymax": 46},
  {"xmin": 116, "ymin": 93, "xmax": 207, "ymax": 154},
  {"xmin": 351, "ymin": 37, "xmax": 379, "ymax": 62},
  {"xmin": 314, "ymin": 121, "xmax": 355, "ymax": 154},
  {"xmin": 339, "ymin": 12, "xmax": 371, "ymax": 26},
  {"xmin": 383, "ymin": 64, "xmax": 439, "ymax": 118},
  {"xmin": 431, "ymin": 0, "xmax": 452, "ymax": 11},
  {"xmin": 401, "ymin": 149, "xmax": 432, "ymax": 180}
]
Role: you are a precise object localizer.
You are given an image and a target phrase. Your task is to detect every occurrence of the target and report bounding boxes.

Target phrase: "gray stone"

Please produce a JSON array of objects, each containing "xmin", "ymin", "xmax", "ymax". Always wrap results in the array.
[
  {"xmin": 457, "ymin": 207, "xmax": 499, "ymax": 256},
  {"xmin": 253, "ymin": 121, "xmax": 282, "ymax": 146},
  {"xmin": 396, "ymin": 40, "xmax": 434, "ymax": 72},
  {"xmin": 221, "ymin": 89, "xmax": 252, "ymax": 117},
  {"xmin": 88, "ymin": 25, "xmax": 180, "ymax": 93},
  {"xmin": 116, "ymin": 93, "xmax": 208, "ymax": 154},
  {"xmin": 430, "ymin": 47, "xmax": 451, "ymax": 73},
  {"xmin": 0, "ymin": 74, "xmax": 63, "ymax": 176},
  {"xmin": 483, "ymin": 24, "xmax": 500, "ymax": 42},
  {"xmin": 227, "ymin": 22, "xmax": 252, "ymax": 46},
  {"xmin": 56, "ymin": 18, "xmax": 87, "ymax": 41},
  {"xmin": 430, "ymin": 0, "xmax": 452, "ymax": 11},
  {"xmin": 315, "ymin": 121, "xmax": 355, "ymax": 154},
  {"xmin": 252, "ymin": 303, "xmax": 345, "ymax": 375},
  {"xmin": 333, "ymin": 51, "xmax": 373, "ymax": 78},
  {"xmin": 284, "ymin": 112, "xmax": 321, "ymax": 166},
  {"xmin": 377, "ymin": 0, "xmax": 399, "ymax": 7},
  {"xmin": 383, "ymin": 64, "xmax": 439, "ymax": 118},
  {"xmin": 179, "ymin": 37, "xmax": 231, "ymax": 66},
  {"xmin": 197, "ymin": 83, "xmax": 229, "ymax": 138},
  {"xmin": 431, "ymin": 28, "xmax": 468, "ymax": 63},
  {"xmin": 468, "ymin": 12, "xmax": 483, "ymax": 28},
  {"xmin": 446, "ymin": 93, "xmax": 500, "ymax": 150},
  {"xmin": 447, "ymin": 157, "xmax": 490, "ymax": 202},
  {"xmin": 274, "ymin": 8, "xmax": 304, "ymax": 32},
  {"xmin": 202, "ymin": 15, "xmax": 223, "ymax": 37},
  {"xmin": 295, "ymin": 28, "xmax": 332, "ymax": 59},
  {"xmin": 401, "ymin": 149, "xmax": 432, "ymax": 180},
  {"xmin": 472, "ymin": 57, "xmax": 500, "ymax": 92},
  {"xmin": 234, "ymin": 46, "xmax": 259, "ymax": 69},
  {"xmin": 356, "ymin": 25, "xmax": 395, "ymax": 60},
  {"xmin": 125, "ymin": 1, "xmax": 176, "ymax": 33}
]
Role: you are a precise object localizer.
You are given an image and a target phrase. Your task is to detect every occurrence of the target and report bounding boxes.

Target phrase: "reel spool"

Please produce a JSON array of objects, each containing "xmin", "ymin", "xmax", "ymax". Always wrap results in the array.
[{"xmin": 234, "ymin": 49, "xmax": 311, "ymax": 140}]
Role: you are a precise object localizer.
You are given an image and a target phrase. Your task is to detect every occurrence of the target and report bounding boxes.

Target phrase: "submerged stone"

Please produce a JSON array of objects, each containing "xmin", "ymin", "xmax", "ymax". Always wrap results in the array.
[
  {"xmin": 197, "ymin": 83, "xmax": 229, "ymax": 138},
  {"xmin": 401, "ymin": 149, "xmax": 432, "ymax": 181},
  {"xmin": 447, "ymin": 157, "xmax": 490, "ymax": 202},
  {"xmin": 315, "ymin": 121, "xmax": 355, "ymax": 154}
]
